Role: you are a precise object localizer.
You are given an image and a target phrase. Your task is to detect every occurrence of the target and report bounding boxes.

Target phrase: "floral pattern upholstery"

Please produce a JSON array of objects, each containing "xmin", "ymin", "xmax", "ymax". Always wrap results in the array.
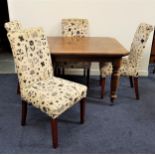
[
  {"xmin": 7, "ymin": 27, "xmax": 87, "ymax": 119},
  {"xmin": 22, "ymin": 77, "xmax": 87, "ymax": 118},
  {"xmin": 4, "ymin": 20, "xmax": 23, "ymax": 46},
  {"xmin": 100, "ymin": 23, "xmax": 153, "ymax": 77},
  {"xmin": 62, "ymin": 18, "xmax": 88, "ymax": 37},
  {"xmin": 56, "ymin": 18, "xmax": 90, "ymax": 69},
  {"xmin": 4, "ymin": 20, "xmax": 22, "ymax": 32}
]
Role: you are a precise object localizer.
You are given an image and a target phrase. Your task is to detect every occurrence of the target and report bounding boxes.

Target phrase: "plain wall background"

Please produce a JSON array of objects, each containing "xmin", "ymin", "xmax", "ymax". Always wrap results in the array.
[{"xmin": 7, "ymin": 0, "xmax": 155, "ymax": 76}]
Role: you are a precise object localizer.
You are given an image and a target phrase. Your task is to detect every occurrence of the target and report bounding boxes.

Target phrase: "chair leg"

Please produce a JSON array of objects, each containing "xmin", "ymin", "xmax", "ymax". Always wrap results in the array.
[
  {"xmin": 80, "ymin": 98, "xmax": 86, "ymax": 124},
  {"xmin": 62, "ymin": 68, "xmax": 65, "ymax": 76},
  {"xmin": 21, "ymin": 100, "xmax": 27, "ymax": 126},
  {"xmin": 133, "ymin": 77, "xmax": 140, "ymax": 100},
  {"xmin": 17, "ymin": 82, "xmax": 20, "ymax": 95},
  {"xmin": 101, "ymin": 78, "xmax": 106, "ymax": 99},
  {"xmin": 153, "ymin": 66, "xmax": 155, "ymax": 74},
  {"xmin": 51, "ymin": 119, "xmax": 58, "ymax": 148},
  {"xmin": 84, "ymin": 68, "xmax": 86, "ymax": 77},
  {"xmin": 129, "ymin": 76, "xmax": 134, "ymax": 88},
  {"xmin": 86, "ymin": 68, "xmax": 90, "ymax": 88},
  {"xmin": 57, "ymin": 68, "xmax": 61, "ymax": 76},
  {"xmin": 99, "ymin": 74, "xmax": 102, "ymax": 86}
]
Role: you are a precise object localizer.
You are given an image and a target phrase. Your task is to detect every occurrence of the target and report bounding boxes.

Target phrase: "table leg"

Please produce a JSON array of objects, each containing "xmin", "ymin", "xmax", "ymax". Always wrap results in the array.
[
  {"xmin": 52, "ymin": 56, "xmax": 57, "ymax": 76},
  {"xmin": 110, "ymin": 58, "xmax": 122, "ymax": 103}
]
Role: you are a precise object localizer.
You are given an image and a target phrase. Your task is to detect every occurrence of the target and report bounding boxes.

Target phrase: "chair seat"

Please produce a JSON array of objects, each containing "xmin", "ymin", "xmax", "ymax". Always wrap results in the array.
[
  {"xmin": 21, "ymin": 77, "xmax": 87, "ymax": 119},
  {"xmin": 56, "ymin": 62, "xmax": 91, "ymax": 69},
  {"xmin": 100, "ymin": 57, "xmax": 137, "ymax": 77}
]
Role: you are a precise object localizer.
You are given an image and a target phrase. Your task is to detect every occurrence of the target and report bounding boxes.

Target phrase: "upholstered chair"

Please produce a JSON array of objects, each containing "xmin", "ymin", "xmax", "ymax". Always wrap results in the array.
[
  {"xmin": 55, "ymin": 18, "xmax": 91, "ymax": 87},
  {"xmin": 7, "ymin": 27, "xmax": 87, "ymax": 148},
  {"xmin": 100, "ymin": 23, "xmax": 153, "ymax": 99},
  {"xmin": 4, "ymin": 20, "xmax": 23, "ymax": 95},
  {"xmin": 4, "ymin": 20, "xmax": 22, "ymax": 32}
]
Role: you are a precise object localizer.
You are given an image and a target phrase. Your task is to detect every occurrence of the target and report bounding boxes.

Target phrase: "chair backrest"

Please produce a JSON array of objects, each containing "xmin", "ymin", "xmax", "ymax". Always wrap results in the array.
[
  {"xmin": 62, "ymin": 18, "xmax": 88, "ymax": 37},
  {"xmin": 4, "ymin": 20, "xmax": 23, "ymax": 32},
  {"xmin": 7, "ymin": 27, "xmax": 53, "ymax": 90},
  {"xmin": 128, "ymin": 23, "xmax": 153, "ymax": 69}
]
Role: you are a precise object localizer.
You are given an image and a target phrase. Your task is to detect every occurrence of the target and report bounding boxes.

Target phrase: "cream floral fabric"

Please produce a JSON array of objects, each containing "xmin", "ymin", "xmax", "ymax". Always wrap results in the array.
[
  {"xmin": 62, "ymin": 18, "xmax": 88, "ymax": 37},
  {"xmin": 100, "ymin": 23, "xmax": 153, "ymax": 77},
  {"xmin": 22, "ymin": 77, "xmax": 87, "ymax": 118},
  {"xmin": 7, "ymin": 27, "xmax": 87, "ymax": 119},
  {"xmin": 4, "ymin": 20, "xmax": 22, "ymax": 32},
  {"xmin": 56, "ymin": 18, "xmax": 90, "ymax": 69},
  {"xmin": 4, "ymin": 20, "xmax": 23, "ymax": 48}
]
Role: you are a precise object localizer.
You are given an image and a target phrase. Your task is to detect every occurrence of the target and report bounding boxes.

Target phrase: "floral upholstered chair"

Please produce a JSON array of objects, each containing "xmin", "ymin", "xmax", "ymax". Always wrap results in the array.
[
  {"xmin": 4, "ymin": 20, "xmax": 22, "ymax": 32},
  {"xmin": 100, "ymin": 23, "xmax": 153, "ymax": 99},
  {"xmin": 4, "ymin": 20, "xmax": 23, "ymax": 94},
  {"xmin": 55, "ymin": 18, "xmax": 91, "ymax": 87},
  {"xmin": 62, "ymin": 18, "xmax": 88, "ymax": 37},
  {"xmin": 7, "ymin": 27, "xmax": 87, "ymax": 148}
]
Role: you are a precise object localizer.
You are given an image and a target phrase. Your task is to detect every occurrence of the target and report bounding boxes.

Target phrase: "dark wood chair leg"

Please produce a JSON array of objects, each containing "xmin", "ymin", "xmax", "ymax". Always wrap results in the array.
[
  {"xmin": 84, "ymin": 68, "xmax": 86, "ymax": 77},
  {"xmin": 129, "ymin": 76, "xmax": 134, "ymax": 88},
  {"xmin": 21, "ymin": 100, "xmax": 27, "ymax": 126},
  {"xmin": 62, "ymin": 68, "xmax": 65, "ymax": 76},
  {"xmin": 153, "ymin": 66, "xmax": 155, "ymax": 74},
  {"xmin": 133, "ymin": 77, "xmax": 140, "ymax": 100},
  {"xmin": 57, "ymin": 68, "xmax": 61, "ymax": 76},
  {"xmin": 101, "ymin": 78, "xmax": 106, "ymax": 99},
  {"xmin": 17, "ymin": 82, "xmax": 20, "ymax": 95},
  {"xmin": 80, "ymin": 98, "xmax": 86, "ymax": 124},
  {"xmin": 86, "ymin": 68, "xmax": 90, "ymax": 88},
  {"xmin": 54, "ymin": 67, "xmax": 57, "ymax": 76},
  {"xmin": 99, "ymin": 74, "xmax": 102, "ymax": 86},
  {"xmin": 51, "ymin": 119, "xmax": 58, "ymax": 148}
]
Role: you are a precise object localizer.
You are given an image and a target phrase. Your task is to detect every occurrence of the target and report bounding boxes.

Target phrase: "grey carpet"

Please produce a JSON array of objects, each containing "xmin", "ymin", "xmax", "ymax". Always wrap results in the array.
[{"xmin": 1, "ymin": 72, "xmax": 155, "ymax": 153}]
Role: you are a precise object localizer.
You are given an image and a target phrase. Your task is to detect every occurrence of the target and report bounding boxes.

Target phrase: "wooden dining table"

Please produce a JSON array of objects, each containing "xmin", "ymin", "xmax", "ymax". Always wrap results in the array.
[{"xmin": 48, "ymin": 37, "xmax": 129, "ymax": 103}]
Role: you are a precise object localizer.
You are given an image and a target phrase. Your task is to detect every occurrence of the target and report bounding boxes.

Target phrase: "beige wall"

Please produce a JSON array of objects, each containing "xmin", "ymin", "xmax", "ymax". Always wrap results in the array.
[{"xmin": 7, "ymin": 0, "xmax": 155, "ymax": 76}]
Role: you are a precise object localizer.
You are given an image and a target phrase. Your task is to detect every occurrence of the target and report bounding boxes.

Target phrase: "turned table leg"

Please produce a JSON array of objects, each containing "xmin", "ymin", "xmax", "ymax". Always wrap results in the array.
[{"xmin": 110, "ymin": 58, "xmax": 122, "ymax": 103}]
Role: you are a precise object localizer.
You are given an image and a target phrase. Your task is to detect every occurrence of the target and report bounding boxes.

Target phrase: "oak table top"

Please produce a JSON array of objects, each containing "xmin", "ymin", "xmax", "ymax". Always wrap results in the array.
[{"xmin": 48, "ymin": 37, "xmax": 129, "ymax": 57}]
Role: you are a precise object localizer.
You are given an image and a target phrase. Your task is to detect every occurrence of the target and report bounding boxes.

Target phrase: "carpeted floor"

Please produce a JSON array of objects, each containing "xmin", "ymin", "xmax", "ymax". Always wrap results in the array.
[{"xmin": 1, "ymin": 73, "xmax": 155, "ymax": 153}]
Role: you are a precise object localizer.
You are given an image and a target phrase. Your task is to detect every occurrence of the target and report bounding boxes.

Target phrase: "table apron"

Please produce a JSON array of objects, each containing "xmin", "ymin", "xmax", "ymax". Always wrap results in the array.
[{"xmin": 51, "ymin": 55, "xmax": 123, "ymax": 63}]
